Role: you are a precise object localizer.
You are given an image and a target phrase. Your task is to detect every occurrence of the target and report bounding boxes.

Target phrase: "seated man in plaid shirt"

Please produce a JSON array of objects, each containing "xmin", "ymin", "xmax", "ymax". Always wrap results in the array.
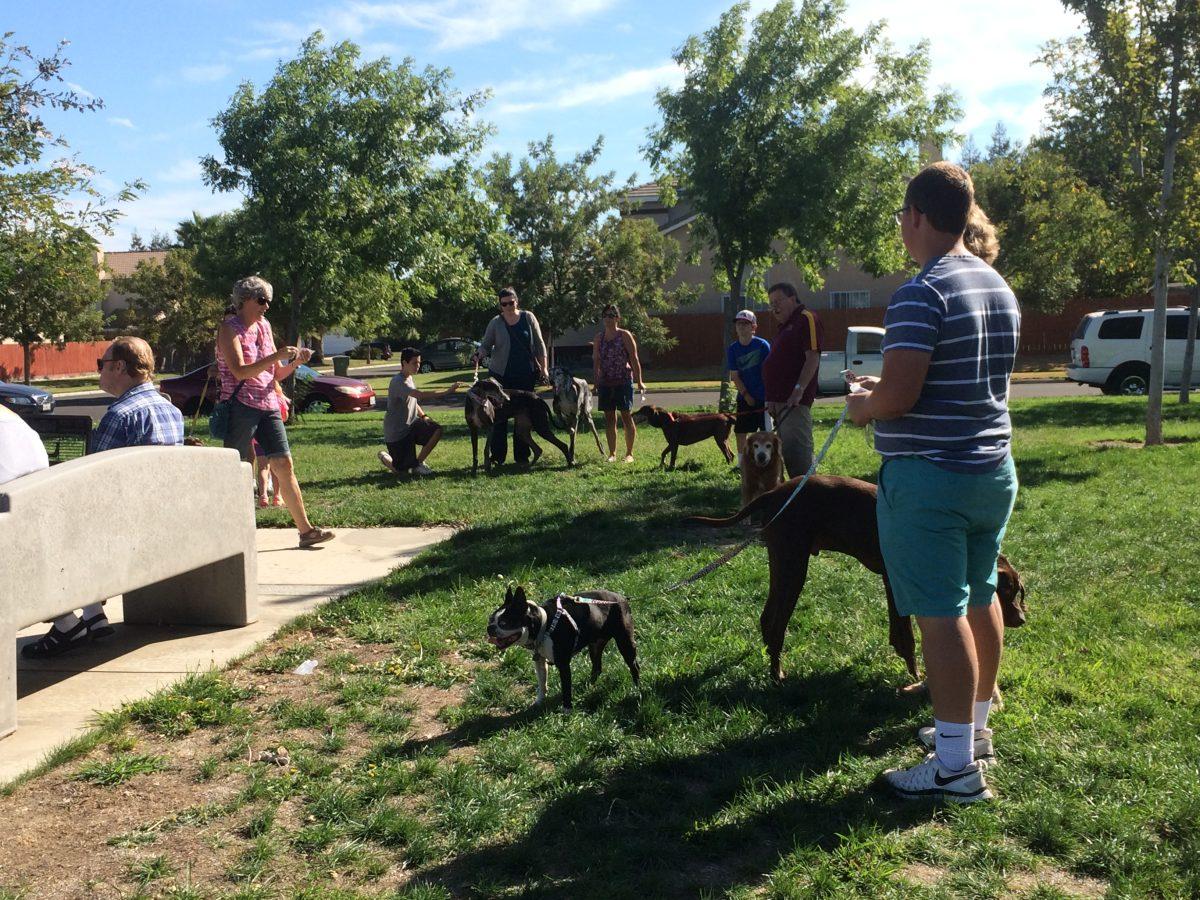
[{"xmin": 22, "ymin": 336, "xmax": 183, "ymax": 658}]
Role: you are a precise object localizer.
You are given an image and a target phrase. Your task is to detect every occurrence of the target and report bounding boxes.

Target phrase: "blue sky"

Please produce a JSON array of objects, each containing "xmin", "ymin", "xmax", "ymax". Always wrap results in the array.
[{"xmin": 12, "ymin": 1, "xmax": 1084, "ymax": 250}]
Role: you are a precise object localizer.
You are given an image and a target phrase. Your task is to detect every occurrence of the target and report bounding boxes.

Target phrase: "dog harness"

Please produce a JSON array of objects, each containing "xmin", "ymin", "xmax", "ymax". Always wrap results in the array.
[{"xmin": 534, "ymin": 594, "xmax": 620, "ymax": 656}]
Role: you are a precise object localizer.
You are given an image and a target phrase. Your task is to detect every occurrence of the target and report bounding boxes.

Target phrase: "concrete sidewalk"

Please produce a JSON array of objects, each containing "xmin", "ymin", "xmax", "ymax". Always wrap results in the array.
[{"xmin": 1, "ymin": 525, "xmax": 453, "ymax": 784}]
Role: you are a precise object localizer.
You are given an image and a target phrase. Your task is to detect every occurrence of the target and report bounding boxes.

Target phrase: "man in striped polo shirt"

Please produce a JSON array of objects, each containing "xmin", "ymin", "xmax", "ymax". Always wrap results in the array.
[{"xmin": 846, "ymin": 162, "xmax": 1020, "ymax": 803}]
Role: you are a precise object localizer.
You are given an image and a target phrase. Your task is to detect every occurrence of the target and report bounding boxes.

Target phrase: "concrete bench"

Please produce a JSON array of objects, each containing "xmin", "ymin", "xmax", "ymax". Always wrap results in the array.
[{"xmin": 0, "ymin": 446, "xmax": 257, "ymax": 740}]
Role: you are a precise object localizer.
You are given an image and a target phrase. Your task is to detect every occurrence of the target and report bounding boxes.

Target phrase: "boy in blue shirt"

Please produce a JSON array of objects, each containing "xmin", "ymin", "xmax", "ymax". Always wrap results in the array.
[{"xmin": 726, "ymin": 309, "xmax": 771, "ymax": 468}]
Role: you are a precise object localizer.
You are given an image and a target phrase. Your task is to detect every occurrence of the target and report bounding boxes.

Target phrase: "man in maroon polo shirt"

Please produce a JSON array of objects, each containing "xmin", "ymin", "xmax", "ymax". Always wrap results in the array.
[{"xmin": 761, "ymin": 282, "xmax": 823, "ymax": 477}]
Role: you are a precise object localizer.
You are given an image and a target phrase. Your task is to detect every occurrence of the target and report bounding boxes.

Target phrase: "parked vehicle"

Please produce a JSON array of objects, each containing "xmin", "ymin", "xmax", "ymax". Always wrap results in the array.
[
  {"xmin": 349, "ymin": 340, "xmax": 394, "ymax": 361},
  {"xmin": 160, "ymin": 363, "xmax": 376, "ymax": 414},
  {"xmin": 0, "ymin": 381, "xmax": 55, "ymax": 416},
  {"xmin": 1067, "ymin": 307, "xmax": 1200, "ymax": 395},
  {"xmin": 418, "ymin": 337, "xmax": 481, "ymax": 373},
  {"xmin": 817, "ymin": 326, "xmax": 884, "ymax": 394}
]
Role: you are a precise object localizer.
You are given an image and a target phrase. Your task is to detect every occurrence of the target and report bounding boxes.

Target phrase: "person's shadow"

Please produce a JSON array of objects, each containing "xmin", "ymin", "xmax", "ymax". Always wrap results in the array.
[{"xmin": 406, "ymin": 662, "xmax": 930, "ymax": 898}]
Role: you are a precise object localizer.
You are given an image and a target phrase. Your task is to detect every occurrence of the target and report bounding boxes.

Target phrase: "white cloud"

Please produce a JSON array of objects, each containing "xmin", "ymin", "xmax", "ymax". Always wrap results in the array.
[
  {"xmin": 254, "ymin": 0, "xmax": 619, "ymax": 52},
  {"xmin": 66, "ymin": 81, "xmax": 96, "ymax": 100},
  {"xmin": 181, "ymin": 63, "xmax": 232, "ymax": 83},
  {"xmin": 155, "ymin": 159, "xmax": 205, "ymax": 184},
  {"xmin": 108, "ymin": 117, "xmax": 135, "ymax": 129},
  {"xmin": 495, "ymin": 62, "xmax": 682, "ymax": 115},
  {"xmin": 103, "ymin": 187, "xmax": 240, "ymax": 252},
  {"xmin": 738, "ymin": 0, "xmax": 1083, "ymax": 145}
]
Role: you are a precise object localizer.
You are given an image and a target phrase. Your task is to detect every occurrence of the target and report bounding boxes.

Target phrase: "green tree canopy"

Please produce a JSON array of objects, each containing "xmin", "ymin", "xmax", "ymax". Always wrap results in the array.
[
  {"xmin": 645, "ymin": 0, "xmax": 959, "ymax": 361},
  {"xmin": 482, "ymin": 135, "xmax": 688, "ymax": 354},
  {"xmin": 0, "ymin": 34, "xmax": 137, "ymax": 382},
  {"xmin": 968, "ymin": 143, "xmax": 1145, "ymax": 310},
  {"xmin": 110, "ymin": 249, "xmax": 226, "ymax": 371},
  {"xmin": 201, "ymin": 32, "xmax": 498, "ymax": 345},
  {"xmin": 1041, "ymin": 0, "xmax": 1200, "ymax": 443},
  {"xmin": 0, "ymin": 228, "xmax": 103, "ymax": 383}
]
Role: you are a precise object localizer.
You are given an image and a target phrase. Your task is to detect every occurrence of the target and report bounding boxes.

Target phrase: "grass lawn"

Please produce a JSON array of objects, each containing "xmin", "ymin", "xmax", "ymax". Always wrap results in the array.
[{"xmin": 3, "ymin": 397, "xmax": 1199, "ymax": 898}]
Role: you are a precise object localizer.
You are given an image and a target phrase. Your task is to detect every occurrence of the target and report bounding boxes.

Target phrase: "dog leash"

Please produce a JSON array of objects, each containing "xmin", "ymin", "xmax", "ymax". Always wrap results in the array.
[{"xmin": 663, "ymin": 405, "xmax": 850, "ymax": 592}]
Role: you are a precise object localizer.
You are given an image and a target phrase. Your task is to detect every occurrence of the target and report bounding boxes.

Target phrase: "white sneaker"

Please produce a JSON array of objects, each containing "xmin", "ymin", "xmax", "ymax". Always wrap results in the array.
[
  {"xmin": 883, "ymin": 752, "xmax": 993, "ymax": 804},
  {"xmin": 917, "ymin": 726, "xmax": 995, "ymax": 766},
  {"xmin": 623, "ymin": 454, "xmax": 634, "ymax": 463},
  {"xmin": 606, "ymin": 454, "xmax": 616, "ymax": 463},
  {"xmin": 412, "ymin": 462, "xmax": 434, "ymax": 476},
  {"xmin": 378, "ymin": 450, "xmax": 396, "ymax": 473}
]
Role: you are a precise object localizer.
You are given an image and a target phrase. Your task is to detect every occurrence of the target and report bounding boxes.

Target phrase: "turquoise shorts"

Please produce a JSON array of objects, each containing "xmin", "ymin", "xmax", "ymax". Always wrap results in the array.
[{"xmin": 877, "ymin": 455, "xmax": 1018, "ymax": 618}]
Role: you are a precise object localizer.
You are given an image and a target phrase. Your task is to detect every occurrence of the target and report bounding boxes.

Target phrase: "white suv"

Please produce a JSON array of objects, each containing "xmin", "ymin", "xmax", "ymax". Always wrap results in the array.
[{"xmin": 1067, "ymin": 307, "xmax": 1199, "ymax": 395}]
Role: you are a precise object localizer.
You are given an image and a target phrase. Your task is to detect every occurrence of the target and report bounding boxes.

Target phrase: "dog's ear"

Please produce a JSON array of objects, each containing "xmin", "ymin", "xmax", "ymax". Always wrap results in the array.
[
  {"xmin": 505, "ymin": 586, "xmax": 513, "ymax": 605},
  {"xmin": 514, "ymin": 586, "xmax": 528, "ymax": 605}
]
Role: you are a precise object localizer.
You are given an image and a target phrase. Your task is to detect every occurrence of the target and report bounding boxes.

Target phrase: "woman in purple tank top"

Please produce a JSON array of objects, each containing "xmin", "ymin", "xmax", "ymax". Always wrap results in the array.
[
  {"xmin": 216, "ymin": 276, "xmax": 333, "ymax": 548},
  {"xmin": 591, "ymin": 304, "xmax": 645, "ymax": 463}
]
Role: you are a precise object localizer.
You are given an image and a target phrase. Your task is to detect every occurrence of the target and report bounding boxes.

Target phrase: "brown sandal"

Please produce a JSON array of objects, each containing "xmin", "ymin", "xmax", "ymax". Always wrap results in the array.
[{"xmin": 298, "ymin": 528, "xmax": 334, "ymax": 548}]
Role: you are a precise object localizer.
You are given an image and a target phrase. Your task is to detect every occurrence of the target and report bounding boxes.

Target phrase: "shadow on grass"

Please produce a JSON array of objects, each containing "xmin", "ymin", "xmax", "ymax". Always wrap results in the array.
[
  {"xmin": 383, "ymin": 477, "xmax": 735, "ymax": 593},
  {"xmin": 1010, "ymin": 397, "xmax": 1200, "ymax": 430},
  {"xmin": 415, "ymin": 664, "xmax": 926, "ymax": 898}
]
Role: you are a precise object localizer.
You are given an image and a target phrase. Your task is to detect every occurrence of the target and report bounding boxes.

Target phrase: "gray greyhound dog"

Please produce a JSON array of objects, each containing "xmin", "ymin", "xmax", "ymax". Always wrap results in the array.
[{"xmin": 550, "ymin": 364, "xmax": 604, "ymax": 461}]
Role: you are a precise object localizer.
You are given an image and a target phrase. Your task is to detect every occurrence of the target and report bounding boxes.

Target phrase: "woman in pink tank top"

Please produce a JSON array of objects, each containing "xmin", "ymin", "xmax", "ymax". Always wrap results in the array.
[
  {"xmin": 592, "ymin": 304, "xmax": 645, "ymax": 463},
  {"xmin": 215, "ymin": 276, "xmax": 333, "ymax": 548}
]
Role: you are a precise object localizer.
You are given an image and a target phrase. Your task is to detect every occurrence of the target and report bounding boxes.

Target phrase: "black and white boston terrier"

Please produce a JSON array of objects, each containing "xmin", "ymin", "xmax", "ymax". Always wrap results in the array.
[{"xmin": 486, "ymin": 586, "xmax": 640, "ymax": 711}]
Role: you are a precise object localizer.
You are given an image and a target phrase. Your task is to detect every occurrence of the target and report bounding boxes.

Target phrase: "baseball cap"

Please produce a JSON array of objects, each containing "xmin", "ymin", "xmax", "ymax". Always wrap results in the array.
[{"xmin": 734, "ymin": 309, "xmax": 757, "ymax": 324}]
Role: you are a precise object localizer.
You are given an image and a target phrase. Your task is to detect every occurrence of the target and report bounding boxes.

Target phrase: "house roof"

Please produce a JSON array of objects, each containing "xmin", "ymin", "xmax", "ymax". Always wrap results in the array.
[
  {"xmin": 625, "ymin": 181, "xmax": 661, "ymax": 204},
  {"xmin": 99, "ymin": 250, "xmax": 169, "ymax": 279}
]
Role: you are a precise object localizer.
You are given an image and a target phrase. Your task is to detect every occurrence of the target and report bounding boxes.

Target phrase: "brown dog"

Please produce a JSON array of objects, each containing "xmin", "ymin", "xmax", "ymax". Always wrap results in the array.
[
  {"xmin": 741, "ymin": 430, "xmax": 785, "ymax": 507},
  {"xmin": 633, "ymin": 405, "xmax": 736, "ymax": 469},
  {"xmin": 687, "ymin": 474, "xmax": 1027, "ymax": 684}
]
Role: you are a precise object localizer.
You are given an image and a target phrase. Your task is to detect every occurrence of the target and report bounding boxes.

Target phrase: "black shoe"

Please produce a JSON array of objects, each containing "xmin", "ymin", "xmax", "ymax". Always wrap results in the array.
[
  {"xmin": 82, "ymin": 613, "xmax": 116, "ymax": 640},
  {"xmin": 21, "ymin": 620, "xmax": 89, "ymax": 658}
]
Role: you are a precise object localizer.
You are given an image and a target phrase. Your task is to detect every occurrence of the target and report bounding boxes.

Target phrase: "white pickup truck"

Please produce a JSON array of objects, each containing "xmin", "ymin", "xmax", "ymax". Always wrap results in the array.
[{"xmin": 817, "ymin": 326, "xmax": 884, "ymax": 394}]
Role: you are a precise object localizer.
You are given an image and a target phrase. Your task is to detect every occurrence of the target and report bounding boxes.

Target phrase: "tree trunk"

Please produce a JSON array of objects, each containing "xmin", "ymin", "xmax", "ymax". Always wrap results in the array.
[
  {"xmin": 1179, "ymin": 275, "xmax": 1199, "ymax": 404},
  {"xmin": 1145, "ymin": 131, "xmax": 1180, "ymax": 446},
  {"xmin": 1146, "ymin": 244, "xmax": 1170, "ymax": 445},
  {"xmin": 721, "ymin": 262, "xmax": 744, "ymax": 403},
  {"xmin": 288, "ymin": 274, "xmax": 303, "ymax": 347},
  {"xmin": 21, "ymin": 341, "xmax": 32, "ymax": 385}
]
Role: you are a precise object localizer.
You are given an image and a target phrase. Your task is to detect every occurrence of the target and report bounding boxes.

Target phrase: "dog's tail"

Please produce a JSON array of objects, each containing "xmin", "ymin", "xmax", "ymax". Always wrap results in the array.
[{"xmin": 683, "ymin": 491, "xmax": 773, "ymax": 528}]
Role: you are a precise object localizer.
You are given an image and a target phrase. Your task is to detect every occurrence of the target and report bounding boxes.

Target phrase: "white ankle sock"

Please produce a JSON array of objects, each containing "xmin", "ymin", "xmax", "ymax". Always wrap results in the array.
[
  {"xmin": 974, "ymin": 699, "xmax": 992, "ymax": 734},
  {"xmin": 53, "ymin": 612, "xmax": 80, "ymax": 631},
  {"xmin": 933, "ymin": 718, "xmax": 974, "ymax": 771}
]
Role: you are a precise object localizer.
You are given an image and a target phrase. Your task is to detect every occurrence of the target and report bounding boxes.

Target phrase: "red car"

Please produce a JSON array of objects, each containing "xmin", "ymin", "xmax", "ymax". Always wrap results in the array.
[{"xmin": 160, "ymin": 364, "xmax": 376, "ymax": 414}]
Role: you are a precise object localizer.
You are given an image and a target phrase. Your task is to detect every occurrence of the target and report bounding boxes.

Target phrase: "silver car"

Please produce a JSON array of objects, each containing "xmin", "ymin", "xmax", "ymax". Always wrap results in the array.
[
  {"xmin": 418, "ymin": 338, "xmax": 482, "ymax": 373},
  {"xmin": 0, "ymin": 381, "xmax": 55, "ymax": 416}
]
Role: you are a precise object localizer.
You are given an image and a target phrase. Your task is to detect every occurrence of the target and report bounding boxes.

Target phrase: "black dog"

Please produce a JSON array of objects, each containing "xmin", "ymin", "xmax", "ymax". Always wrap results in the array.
[
  {"xmin": 486, "ymin": 586, "xmax": 640, "ymax": 710},
  {"xmin": 465, "ymin": 379, "xmax": 504, "ymax": 475},
  {"xmin": 500, "ymin": 389, "xmax": 574, "ymax": 468},
  {"xmin": 465, "ymin": 379, "xmax": 574, "ymax": 473}
]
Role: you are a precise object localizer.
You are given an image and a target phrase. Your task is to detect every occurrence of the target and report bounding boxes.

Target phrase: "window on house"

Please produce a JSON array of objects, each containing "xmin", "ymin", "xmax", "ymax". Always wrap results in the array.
[{"xmin": 829, "ymin": 290, "xmax": 871, "ymax": 309}]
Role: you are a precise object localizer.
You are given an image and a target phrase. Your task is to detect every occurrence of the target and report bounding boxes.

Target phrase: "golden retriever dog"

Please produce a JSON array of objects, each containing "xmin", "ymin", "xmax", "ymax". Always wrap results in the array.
[{"xmin": 741, "ymin": 430, "xmax": 784, "ymax": 507}]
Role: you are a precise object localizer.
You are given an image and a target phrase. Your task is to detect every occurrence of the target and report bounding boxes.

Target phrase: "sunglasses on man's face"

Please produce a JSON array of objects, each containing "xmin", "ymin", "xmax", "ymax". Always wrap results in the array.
[{"xmin": 96, "ymin": 357, "xmax": 112, "ymax": 372}]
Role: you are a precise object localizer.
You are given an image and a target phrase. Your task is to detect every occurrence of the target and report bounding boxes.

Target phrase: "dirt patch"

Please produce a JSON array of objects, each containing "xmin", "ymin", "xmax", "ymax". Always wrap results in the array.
[
  {"xmin": 899, "ymin": 861, "xmax": 1108, "ymax": 897},
  {"xmin": 0, "ymin": 634, "xmax": 473, "ymax": 898},
  {"xmin": 1092, "ymin": 437, "xmax": 1196, "ymax": 449}
]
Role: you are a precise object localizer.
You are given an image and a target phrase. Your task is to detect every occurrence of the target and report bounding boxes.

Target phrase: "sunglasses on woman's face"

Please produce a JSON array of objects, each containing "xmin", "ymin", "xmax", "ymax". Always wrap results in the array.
[
  {"xmin": 254, "ymin": 296, "xmax": 270, "ymax": 305},
  {"xmin": 499, "ymin": 300, "xmax": 515, "ymax": 307}
]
